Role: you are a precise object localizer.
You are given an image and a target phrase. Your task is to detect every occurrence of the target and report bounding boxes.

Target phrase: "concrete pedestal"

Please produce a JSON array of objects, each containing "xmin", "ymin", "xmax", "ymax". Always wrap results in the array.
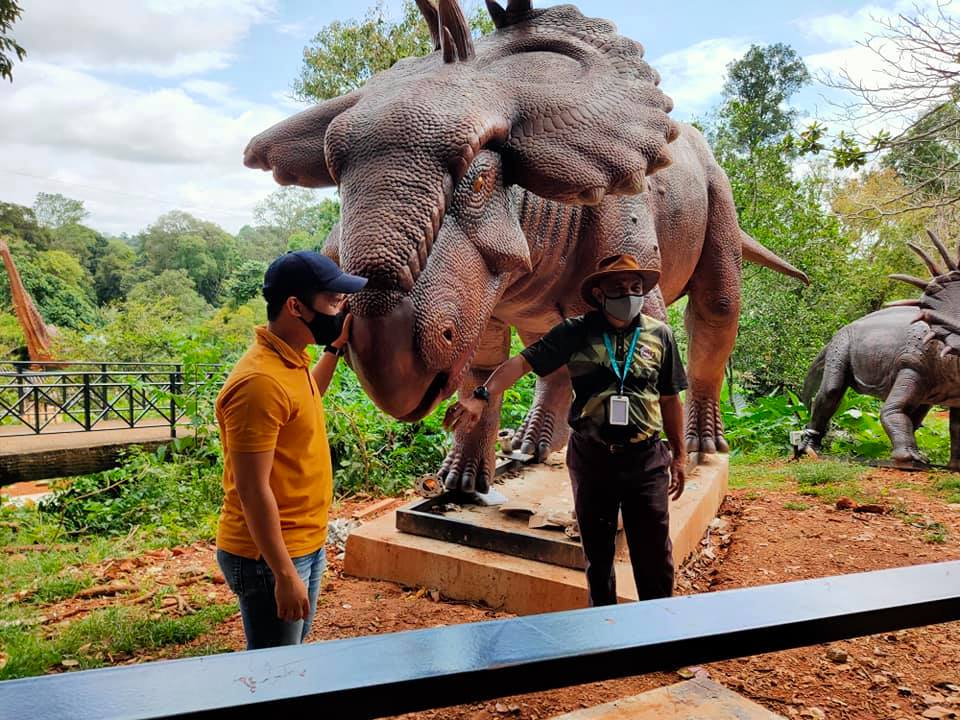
[
  {"xmin": 344, "ymin": 454, "xmax": 728, "ymax": 615},
  {"xmin": 547, "ymin": 678, "xmax": 784, "ymax": 719}
]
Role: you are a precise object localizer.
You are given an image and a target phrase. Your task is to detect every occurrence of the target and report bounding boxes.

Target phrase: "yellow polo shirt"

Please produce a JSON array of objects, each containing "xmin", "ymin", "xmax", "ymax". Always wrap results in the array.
[{"xmin": 215, "ymin": 326, "xmax": 333, "ymax": 559}]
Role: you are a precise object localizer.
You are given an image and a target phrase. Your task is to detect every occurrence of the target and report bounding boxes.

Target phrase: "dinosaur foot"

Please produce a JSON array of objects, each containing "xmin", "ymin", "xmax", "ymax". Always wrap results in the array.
[
  {"xmin": 685, "ymin": 396, "xmax": 729, "ymax": 455},
  {"xmin": 512, "ymin": 404, "xmax": 569, "ymax": 462},
  {"xmin": 438, "ymin": 446, "xmax": 495, "ymax": 495},
  {"xmin": 892, "ymin": 447, "xmax": 929, "ymax": 470}
]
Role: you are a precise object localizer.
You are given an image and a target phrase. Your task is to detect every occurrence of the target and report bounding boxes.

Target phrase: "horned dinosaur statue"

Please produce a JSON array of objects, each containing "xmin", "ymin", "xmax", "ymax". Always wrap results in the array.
[
  {"xmin": 0, "ymin": 235, "xmax": 55, "ymax": 365},
  {"xmin": 799, "ymin": 230, "xmax": 960, "ymax": 471},
  {"xmin": 244, "ymin": 0, "xmax": 808, "ymax": 493}
]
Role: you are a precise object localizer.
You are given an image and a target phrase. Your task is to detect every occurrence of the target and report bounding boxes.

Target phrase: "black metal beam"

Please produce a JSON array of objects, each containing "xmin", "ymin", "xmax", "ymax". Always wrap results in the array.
[{"xmin": 2, "ymin": 562, "xmax": 959, "ymax": 720}]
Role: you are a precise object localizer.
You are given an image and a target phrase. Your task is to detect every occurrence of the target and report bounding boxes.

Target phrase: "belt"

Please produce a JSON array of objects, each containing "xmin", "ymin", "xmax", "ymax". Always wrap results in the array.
[{"xmin": 581, "ymin": 433, "xmax": 660, "ymax": 455}]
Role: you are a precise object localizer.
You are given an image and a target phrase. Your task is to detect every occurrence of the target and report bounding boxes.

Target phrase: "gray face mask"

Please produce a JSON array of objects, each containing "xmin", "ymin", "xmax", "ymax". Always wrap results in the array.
[{"xmin": 603, "ymin": 294, "xmax": 644, "ymax": 323}]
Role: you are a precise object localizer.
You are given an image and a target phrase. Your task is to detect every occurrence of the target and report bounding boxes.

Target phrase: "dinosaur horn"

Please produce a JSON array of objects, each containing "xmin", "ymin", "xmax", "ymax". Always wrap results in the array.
[
  {"xmin": 485, "ymin": 0, "xmax": 506, "ymax": 27},
  {"xmin": 486, "ymin": 0, "xmax": 533, "ymax": 28},
  {"xmin": 415, "ymin": 0, "xmax": 441, "ymax": 51},
  {"xmin": 884, "ymin": 298, "xmax": 921, "ymax": 308},
  {"xmin": 889, "ymin": 273, "xmax": 932, "ymax": 291},
  {"xmin": 907, "ymin": 242, "xmax": 944, "ymax": 278},
  {"xmin": 438, "ymin": 0, "xmax": 475, "ymax": 62},
  {"xmin": 507, "ymin": 0, "xmax": 533, "ymax": 12},
  {"xmin": 926, "ymin": 229, "xmax": 958, "ymax": 271}
]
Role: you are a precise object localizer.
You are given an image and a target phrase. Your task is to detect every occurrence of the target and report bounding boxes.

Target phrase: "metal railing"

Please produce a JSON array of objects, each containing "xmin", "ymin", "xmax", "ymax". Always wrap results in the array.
[
  {"xmin": 2, "ymin": 561, "xmax": 959, "ymax": 720},
  {"xmin": 0, "ymin": 361, "xmax": 226, "ymax": 438}
]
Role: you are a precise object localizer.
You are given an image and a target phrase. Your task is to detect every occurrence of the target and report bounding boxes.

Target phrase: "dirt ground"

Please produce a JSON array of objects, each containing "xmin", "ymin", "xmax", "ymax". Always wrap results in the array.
[{"xmin": 8, "ymin": 468, "xmax": 960, "ymax": 720}]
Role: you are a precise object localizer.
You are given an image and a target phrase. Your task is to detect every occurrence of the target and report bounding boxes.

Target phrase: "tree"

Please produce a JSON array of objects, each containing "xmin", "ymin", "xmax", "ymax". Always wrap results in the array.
[
  {"xmin": 0, "ymin": 0, "xmax": 24, "ymax": 83},
  {"xmin": 702, "ymin": 45, "xmax": 870, "ymax": 394},
  {"xmin": 824, "ymin": 4, "xmax": 960, "ymax": 213},
  {"xmin": 294, "ymin": 0, "xmax": 493, "ymax": 103},
  {"xmin": 49, "ymin": 222, "xmax": 108, "ymax": 275},
  {"xmin": 33, "ymin": 193, "xmax": 89, "ymax": 229},
  {"xmin": 16, "ymin": 249, "xmax": 98, "ymax": 330},
  {"xmin": 0, "ymin": 202, "xmax": 52, "ymax": 249},
  {"xmin": 719, "ymin": 44, "xmax": 810, "ymax": 156},
  {"xmin": 137, "ymin": 211, "xmax": 238, "ymax": 305},
  {"xmin": 236, "ymin": 224, "xmax": 287, "ymax": 263},
  {"xmin": 222, "ymin": 260, "xmax": 268, "ymax": 307},
  {"xmin": 127, "ymin": 269, "xmax": 211, "ymax": 320},
  {"xmin": 253, "ymin": 188, "xmax": 340, "ymax": 240},
  {"xmin": 93, "ymin": 239, "xmax": 137, "ymax": 305}
]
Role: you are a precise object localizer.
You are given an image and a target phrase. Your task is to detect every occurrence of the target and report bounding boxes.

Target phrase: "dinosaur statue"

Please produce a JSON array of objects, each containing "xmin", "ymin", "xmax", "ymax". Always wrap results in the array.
[
  {"xmin": 0, "ymin": 235, "xmax": 55, "ymax": 365},
  {"xmin": 244, "ymin": 0, "xmax": 807, "ymax": 493},
  {"xmin": 799, "ymin": 231, "xmax": 960, "ymax": 471}
]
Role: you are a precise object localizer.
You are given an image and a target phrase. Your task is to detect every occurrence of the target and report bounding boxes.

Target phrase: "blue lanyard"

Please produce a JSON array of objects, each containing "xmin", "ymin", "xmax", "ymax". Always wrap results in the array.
[{"xmin": 602, "ymin": 328, "xmax": 641, "ymax": 394}]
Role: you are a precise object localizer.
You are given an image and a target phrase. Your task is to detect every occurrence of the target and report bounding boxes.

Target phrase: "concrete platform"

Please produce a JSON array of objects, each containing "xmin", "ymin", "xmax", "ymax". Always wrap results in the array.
[
  {"xmin": 344, "ymin": 454, "xmax": 727, "ymax": 615},
  {"xmin": 547, "ymin": 678, "xmax": 784, "ymax": 719}
]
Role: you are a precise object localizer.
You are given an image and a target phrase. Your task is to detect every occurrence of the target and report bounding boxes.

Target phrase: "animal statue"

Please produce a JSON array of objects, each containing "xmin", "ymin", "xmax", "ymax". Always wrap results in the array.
[
  {"xmin": 799, "ymin": 231, "xmax": 960, "ymax": 471},
  {"xmin": 244, "ymin": 0, "xmax": 808, "ymax": 494},
  {"xmin": 0, "ymin": 235, "xmax": 56, "ymax": 365}
]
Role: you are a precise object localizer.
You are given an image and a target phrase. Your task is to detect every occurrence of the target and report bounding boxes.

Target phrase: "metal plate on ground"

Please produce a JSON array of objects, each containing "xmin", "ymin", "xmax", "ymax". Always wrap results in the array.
[{"xmin": 396, "ymin": 463, "xmax": 593, "ymax": 570}]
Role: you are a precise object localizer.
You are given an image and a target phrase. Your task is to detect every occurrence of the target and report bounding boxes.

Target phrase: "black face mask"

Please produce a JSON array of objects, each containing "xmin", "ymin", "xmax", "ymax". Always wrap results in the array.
[{"xmin": 298, "ymin": 301, "xmax": 345, "ymax": 346}]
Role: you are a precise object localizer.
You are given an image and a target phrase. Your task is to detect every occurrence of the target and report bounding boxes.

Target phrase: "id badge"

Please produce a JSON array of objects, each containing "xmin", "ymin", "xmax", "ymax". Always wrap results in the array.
[{"xmin": 608, "ymin": 395, "xmax": 630, "ymax": 426}]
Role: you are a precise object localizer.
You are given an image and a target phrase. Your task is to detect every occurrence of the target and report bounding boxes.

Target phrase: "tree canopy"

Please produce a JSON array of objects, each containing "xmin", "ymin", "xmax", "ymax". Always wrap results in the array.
[
  {"xmin": 294, "ymin": 0, "xmax": 493, "ymax": 103},
  {"xmin": 0, "ymin": 0, "xmax": 24, "ymax": 83}
]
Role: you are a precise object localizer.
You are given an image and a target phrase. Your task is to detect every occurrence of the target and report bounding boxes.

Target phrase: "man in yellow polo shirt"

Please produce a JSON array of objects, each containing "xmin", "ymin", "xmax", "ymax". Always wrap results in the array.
[{"xmin": 216, "ymin": 250, "xmax": 366, "ymax": 649}]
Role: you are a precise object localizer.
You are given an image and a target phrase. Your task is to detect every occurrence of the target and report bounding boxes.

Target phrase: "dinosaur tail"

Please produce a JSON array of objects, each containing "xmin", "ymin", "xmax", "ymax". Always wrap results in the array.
[
  {"xmin": 741, "ymin": 231, "xmax": 810, "ymax": 285},
  {"xmin": 801, "ymin": 346, "xmax": 828, "ymax": 407}
]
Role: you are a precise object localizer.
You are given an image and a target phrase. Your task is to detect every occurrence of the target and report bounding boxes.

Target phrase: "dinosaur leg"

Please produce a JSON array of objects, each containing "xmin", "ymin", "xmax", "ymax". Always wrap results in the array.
[
  {"xmin": 511, "ymin": 328, "xmax": 572, "ymax": 462},
  {"xmin": 950, "ymin": 408, "xmax": 960, "ymax": 472},
  {"xmin": 910, "ymin": 405, "xmax": 932, "ymax": 431},
  {"xmin": 881, "ymin": 368, "xmax": 928, "ymax": 468},
  {"xmin": 683, "ymin": 188, "xmax": 742, "ymax": 455},
  {"xmin": 803, "ymin": 342, "xmax": 852, "ymax": 453},
  {"xmin": 438, "ymin": 318, "xmax": 511, "ymax": 494}
]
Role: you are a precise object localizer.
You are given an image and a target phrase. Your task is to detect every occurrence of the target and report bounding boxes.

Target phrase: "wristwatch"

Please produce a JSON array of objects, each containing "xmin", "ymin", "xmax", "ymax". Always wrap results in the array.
[
  {"xmin": 324, "ymin": 344, "xmax": 346, "ymax": 357},
  {"xmin": 472, "ymin": 385, "xmax": 491, "ymax": 403}
]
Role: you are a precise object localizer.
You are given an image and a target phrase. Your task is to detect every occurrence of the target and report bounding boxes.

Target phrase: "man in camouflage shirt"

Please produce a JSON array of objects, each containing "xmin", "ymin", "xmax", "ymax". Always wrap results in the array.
[{"xmin": 444, "ymin": 254, "xmax": 687, "ymax": 606}]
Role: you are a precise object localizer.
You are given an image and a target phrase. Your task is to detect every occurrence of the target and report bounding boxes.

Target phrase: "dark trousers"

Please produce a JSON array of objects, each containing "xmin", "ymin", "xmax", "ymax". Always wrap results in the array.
[{"xmin": 566, "ymin": 432, "xmax": 674, "ymax": 606}]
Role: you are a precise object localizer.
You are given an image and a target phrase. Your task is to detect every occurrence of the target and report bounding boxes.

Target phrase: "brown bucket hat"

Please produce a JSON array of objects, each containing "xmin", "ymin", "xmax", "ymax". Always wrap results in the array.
[{"xmin": 580, "ymin": 253, "xmax": 660, "ymax": 307}]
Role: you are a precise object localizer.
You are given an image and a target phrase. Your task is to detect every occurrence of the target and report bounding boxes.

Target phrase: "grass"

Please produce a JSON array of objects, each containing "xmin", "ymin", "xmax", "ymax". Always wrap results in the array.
[
  {"xmin": 729, "ymin": 457, "xmax": 871, "ymax": 503},
  {"xmin": 783, "ymin": 501, "xmax": 810, "ymax": 511},
  {"xmin": 932, "ymin": 473, "xmax": 960, "ymax": 504},
  {"xmin": 0, "ymin": 603, "xmax": 236, "ymax": 680}
]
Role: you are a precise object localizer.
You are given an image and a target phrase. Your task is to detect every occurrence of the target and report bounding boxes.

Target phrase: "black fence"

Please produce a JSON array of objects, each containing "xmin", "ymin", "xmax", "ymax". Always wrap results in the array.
[
  {"xmin": 0, "ymin": 361, "xmax": 226, "ymax": 438},
  {"xmin": 2, "ymin": 561, "xmax": 959, "ymax": 720}
]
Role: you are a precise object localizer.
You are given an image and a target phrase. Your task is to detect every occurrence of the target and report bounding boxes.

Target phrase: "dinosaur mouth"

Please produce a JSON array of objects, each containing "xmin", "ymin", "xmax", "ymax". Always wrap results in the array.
[{"xmin": 398, "ymin": 341, "xmax": 479, "ymax": 422}]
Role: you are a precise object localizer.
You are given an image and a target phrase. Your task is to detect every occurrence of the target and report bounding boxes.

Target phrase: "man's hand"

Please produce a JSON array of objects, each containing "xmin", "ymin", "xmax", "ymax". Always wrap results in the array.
[
  {"xmin": 332, "ymin": 313, "xmax": 353, "ymax": 350},
  {"xmin": 669, "ymin": 452, "xmax": 686, "ymax": 501},
  {"xmin": 443, "ymin": 396, "xmax": 486, "ymax": 433},
  {"xmin": 274, "ymin": 572, "xmax": 310, "ymax": 622}
]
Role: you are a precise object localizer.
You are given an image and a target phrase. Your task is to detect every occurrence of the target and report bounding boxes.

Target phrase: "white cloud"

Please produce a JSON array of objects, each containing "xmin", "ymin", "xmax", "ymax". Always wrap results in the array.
[
  {"xmin": 0, "ymin": 61, "xmax": 297, "ymax": 234},
  {"xmin": 653, "ymin": 38, "xmax": 752, "ymax": 117},
  {"xmin": 14, "ymin": 0, "xmax": 277, "ymax": 76}
]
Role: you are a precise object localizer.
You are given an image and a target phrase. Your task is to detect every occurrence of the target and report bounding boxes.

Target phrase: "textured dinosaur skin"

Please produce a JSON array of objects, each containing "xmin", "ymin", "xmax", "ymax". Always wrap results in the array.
[
  {"xmin": 801, "ymin": 234, "xmax": 960, "ymax": 471},
  {"xmin": 244, "ymin": 1, "xmax": 806, "ymax": 493}
]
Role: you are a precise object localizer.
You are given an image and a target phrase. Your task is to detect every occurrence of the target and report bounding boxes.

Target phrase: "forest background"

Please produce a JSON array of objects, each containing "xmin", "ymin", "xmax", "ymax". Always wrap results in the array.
[{"xmin": 1, "ymin": 0, "xmax": 958, "ymax": 526}]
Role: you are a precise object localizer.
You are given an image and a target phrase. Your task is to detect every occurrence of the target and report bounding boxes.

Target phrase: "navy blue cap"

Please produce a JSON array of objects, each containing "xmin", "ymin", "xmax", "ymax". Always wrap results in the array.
[{"xmin": 262, "ymin": 251, "xmax": 367, "ymax": 302}]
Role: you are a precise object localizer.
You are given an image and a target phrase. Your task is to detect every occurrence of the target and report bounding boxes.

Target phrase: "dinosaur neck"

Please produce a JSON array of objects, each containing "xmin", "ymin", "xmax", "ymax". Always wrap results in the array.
[
  {"xmin": 0, "ymin": 238, "xmax": 54, "ymax": 363},
  {"xmin": 516, "ymin": 189, "xmax": 586, "ymax": 268}
]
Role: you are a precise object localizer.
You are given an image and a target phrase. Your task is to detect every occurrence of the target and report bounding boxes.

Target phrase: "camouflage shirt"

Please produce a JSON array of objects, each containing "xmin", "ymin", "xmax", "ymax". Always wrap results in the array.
[{"xmin": 520, "ymin": 311, "xmax": 687, "ymax": 445}]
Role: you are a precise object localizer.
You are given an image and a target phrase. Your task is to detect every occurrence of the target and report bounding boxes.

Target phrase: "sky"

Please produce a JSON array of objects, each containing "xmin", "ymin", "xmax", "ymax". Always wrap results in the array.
[{"xmin": 0, "ymin": 0, "xmax": 937, "ymax": 236}]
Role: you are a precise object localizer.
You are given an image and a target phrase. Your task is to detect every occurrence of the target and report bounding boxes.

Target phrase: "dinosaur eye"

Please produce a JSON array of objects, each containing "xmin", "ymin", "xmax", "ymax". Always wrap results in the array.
[{"xmin": 472, "ymin": 175, "xmax": 485, "ymax": 193}]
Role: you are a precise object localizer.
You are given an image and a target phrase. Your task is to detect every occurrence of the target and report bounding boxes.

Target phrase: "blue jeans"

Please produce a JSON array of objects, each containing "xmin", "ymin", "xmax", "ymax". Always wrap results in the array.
[{"xmin": 216, "ymin": 547, "xmax": 326, "ymax": 650}]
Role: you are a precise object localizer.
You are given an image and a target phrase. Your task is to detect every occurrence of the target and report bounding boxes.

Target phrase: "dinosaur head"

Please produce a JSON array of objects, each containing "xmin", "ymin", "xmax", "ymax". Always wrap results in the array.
[
  {"xmin": 244, "ymin": 0, "xmax": 678, "ymax": 420},
  {"xmin": 890, "ymin": 229, "xmax": 960, "ymax": 356}
]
